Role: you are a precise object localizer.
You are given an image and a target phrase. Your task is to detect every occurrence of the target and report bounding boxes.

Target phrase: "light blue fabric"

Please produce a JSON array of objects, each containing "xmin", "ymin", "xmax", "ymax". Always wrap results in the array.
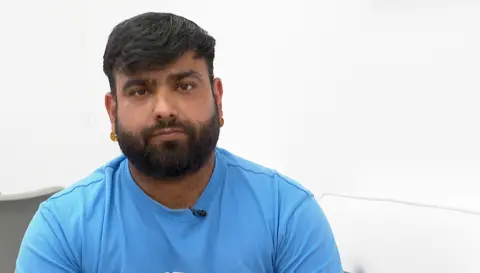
[{"xmin": 16, "ymin": 148, "xmax": 343, "ymax": 273}]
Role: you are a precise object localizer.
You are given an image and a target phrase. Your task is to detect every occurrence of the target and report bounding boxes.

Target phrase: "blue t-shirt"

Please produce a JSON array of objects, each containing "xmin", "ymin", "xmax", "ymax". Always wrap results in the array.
[{"xmin": 16, "ymin": 148, "xmax": 343, "ymax": 273}]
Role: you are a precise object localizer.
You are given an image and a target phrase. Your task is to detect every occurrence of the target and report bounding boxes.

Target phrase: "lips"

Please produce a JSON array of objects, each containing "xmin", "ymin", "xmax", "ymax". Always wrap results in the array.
[{"xmin": 151, "ymin": 127, "xmax": 185, "ymax": 136}]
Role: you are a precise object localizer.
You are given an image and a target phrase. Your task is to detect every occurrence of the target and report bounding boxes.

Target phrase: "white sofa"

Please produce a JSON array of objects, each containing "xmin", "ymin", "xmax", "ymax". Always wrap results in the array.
[{"xmin": 319, "ymin": 193, "xmax": 480, "ymax": 273}]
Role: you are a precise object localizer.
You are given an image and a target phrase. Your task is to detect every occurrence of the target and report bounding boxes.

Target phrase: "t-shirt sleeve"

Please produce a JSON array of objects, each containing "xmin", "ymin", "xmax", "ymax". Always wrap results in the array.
[
  {"xmin": 275, "ymin": 195, "xmax": 344, "ymax": 273},
  {"xmin": 15, "ymin": 203, "xmax": 80, "ymax": 273}
]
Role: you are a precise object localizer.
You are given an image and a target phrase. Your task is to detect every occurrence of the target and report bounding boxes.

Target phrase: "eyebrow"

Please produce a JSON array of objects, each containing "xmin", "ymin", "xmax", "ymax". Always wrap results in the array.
[{"xmin": 168, "ymin": 70, "xmax": 203, "ymax": 82}]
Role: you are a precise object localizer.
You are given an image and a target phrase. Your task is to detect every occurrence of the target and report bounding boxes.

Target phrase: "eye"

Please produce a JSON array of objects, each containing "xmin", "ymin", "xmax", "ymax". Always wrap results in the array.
[
  {"xmin": 177, "ymin": 83, "xmax": 194, "ymax": 92},
  {"xmin": 131, "ymin": 88, "xmax": 149, "ymax": 96}
]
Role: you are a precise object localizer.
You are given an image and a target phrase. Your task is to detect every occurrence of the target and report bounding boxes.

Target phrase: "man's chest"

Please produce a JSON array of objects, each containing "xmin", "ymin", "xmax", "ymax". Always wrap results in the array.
[{"xmin": 83, "ymin": 212, "xmax": 275, "ymax": 273}]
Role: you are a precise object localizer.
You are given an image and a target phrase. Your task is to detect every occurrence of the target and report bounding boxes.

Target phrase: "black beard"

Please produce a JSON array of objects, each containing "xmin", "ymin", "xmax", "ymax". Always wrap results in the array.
[{"xmin": 115, "ymin": 108, "xmax": 220, "ymax": 181}]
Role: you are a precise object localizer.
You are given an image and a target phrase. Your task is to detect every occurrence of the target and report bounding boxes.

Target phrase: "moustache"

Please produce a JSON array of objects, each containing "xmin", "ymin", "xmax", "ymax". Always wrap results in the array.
[{"xmin": 141, "ymin": 118, "xmax": 193, "ymax": 139}]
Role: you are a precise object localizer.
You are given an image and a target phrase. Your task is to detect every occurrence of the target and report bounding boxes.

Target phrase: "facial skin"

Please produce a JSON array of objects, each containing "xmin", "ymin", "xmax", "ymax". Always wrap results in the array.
[{"xmin": 104, "ymin": 51, "xmax": 224, "ymax": 205}]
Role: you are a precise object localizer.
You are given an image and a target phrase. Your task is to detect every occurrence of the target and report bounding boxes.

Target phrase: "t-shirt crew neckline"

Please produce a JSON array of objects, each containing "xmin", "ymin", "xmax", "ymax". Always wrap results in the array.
[{"xmin": 121, "ymin": 149, "xmax": 227, "ymax": 222}]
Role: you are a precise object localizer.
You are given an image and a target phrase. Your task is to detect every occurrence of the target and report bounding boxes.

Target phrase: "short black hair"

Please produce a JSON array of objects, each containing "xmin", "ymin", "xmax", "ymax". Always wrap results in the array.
[{"xmin": 103, "ymin": 12, "xmax": 216, "ymax": 96}]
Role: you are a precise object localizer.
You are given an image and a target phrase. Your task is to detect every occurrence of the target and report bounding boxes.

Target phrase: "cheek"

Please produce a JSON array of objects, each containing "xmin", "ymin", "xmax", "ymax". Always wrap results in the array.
[
  {"xmin": 180, "ymin": 96, "xmax": 216, "ymax": 124},
  {"xmin": 117, "ymin": 103, "xmax": 151, "ymax": 132}
]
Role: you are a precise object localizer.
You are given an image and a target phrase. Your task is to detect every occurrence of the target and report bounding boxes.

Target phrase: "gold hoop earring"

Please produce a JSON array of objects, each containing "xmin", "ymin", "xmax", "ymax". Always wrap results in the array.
[
  {"xmin": 110, "ymin": 131, "xmax": 118, "ymax": 142},
  {"xmin": 219, "ymin": 117, "xmax": 224, "ymax": 127}
]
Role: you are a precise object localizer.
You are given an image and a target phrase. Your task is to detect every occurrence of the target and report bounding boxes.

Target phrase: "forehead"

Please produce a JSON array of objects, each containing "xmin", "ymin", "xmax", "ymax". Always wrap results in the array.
[{"xmin": 115, "ymin": 51, "xmax": 209, "ymax": 83}]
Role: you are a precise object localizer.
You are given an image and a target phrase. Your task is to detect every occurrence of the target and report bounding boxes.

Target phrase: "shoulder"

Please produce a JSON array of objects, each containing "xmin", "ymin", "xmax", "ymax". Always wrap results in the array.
[
  {"xmin": 216, "ymin": 147, "xmax": 314, "ymax": 211},
  {"xmin": 41, "ymin": 155, "xmax": 126, "ymax": 222}
]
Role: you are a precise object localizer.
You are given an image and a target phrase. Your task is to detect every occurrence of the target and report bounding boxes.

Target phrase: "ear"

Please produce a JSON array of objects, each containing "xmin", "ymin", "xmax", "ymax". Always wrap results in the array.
[
  {"xmin": 212, "ymin": 78, "xmax": 224, "ymax": 119},
  {"xmin": 105, "ymin": 92, "xmax": 116, "ymax": 134}
]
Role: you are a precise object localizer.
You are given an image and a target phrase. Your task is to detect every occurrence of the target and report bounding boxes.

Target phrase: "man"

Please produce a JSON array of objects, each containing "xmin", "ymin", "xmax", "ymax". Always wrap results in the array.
[{"xmin": 16, "ymin": 12, "xmax": 343, "ymax": 273}]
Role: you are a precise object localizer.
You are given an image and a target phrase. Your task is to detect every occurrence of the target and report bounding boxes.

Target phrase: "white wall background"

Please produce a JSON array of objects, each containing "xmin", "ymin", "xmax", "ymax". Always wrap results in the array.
[{"xmin": 1, "ymin": 0, "xmax": 479, "ymax": 213}]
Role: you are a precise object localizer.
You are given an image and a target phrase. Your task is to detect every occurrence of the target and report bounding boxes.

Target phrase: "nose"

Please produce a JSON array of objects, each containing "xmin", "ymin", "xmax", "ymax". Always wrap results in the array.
[{"xmin": 152, "ymin": 92, "xmax": 176, "ymax": 119}]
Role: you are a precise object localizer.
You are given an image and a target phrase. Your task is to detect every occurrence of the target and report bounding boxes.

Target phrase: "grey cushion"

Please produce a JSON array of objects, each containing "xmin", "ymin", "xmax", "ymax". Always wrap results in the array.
[{"xmin": 0, "ymin": 187, "xmax": 62, "ymax": 273}]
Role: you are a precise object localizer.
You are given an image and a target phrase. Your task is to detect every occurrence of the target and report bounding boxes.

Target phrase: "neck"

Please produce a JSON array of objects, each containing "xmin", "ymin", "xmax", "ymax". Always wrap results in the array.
[{"xmin": 128, "ymin": 152, "xmax": 216, "ymax": 209}]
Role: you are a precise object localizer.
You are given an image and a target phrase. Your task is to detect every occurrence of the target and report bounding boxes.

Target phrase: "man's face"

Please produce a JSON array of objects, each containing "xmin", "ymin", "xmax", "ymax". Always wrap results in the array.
[{"xmin": 105, "ymin": 51, "xmax": 224, "ymax": 180}]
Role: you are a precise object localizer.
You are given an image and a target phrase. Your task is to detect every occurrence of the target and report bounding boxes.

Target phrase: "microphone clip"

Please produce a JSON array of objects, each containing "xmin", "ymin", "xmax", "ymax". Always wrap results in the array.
[{"xmin": 189, "ymin": 208, "xmax": 207, "ymax": 218}]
